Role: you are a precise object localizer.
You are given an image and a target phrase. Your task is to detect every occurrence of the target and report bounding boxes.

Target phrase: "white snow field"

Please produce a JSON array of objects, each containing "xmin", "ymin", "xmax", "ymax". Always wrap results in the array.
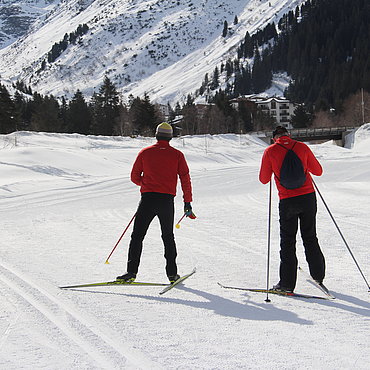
[{"xmin": 0, "ymin": 125, "xmax": 369, "ymax": 369}]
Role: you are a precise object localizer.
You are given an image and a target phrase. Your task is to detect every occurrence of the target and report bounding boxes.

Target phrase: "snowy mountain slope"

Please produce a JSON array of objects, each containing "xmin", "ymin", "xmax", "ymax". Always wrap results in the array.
[
  {"xmin": 0, "ymin": 0, "xmax": 60, "ymax": 48},
  {"xmin": 0, "ymin": 0, "xmax": 305, "ymax": 103},
  {"xmin": 0, "ymin": 126, "xmax": 369, "ymax": 369}
]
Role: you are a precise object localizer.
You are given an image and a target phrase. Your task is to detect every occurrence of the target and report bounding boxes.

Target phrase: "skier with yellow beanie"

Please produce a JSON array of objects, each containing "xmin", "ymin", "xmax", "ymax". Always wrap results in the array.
[{"xmin": 117, "ymin": 122, "xmax": 195, "ymax": 283}]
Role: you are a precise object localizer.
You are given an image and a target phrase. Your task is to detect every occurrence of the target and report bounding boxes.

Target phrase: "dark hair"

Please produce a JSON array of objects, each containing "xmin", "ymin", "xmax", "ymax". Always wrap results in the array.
[
  {"xmin": 273, "ymin": 126, "xmax": 289, "ymax": 138},
  {"xmin": 156, "ymin": 135, "xmax": 171, "ymax": 141}
]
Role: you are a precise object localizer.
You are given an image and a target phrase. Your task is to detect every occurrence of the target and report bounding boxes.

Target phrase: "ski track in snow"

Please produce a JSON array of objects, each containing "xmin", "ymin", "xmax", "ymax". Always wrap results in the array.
[
  {"xmin": 0, "ymin": 177, "xmax": 131, "ymax": 212},
  {"xmin": 0, "ymin": 260, "xmax": 163, "ymax": 369}
]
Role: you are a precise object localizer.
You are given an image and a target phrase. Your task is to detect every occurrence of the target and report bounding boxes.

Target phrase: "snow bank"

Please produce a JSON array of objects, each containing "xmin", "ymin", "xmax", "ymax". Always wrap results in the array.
[{"xmin": 344, "ymin": 123, "xmax": 370, "ymax": 152}]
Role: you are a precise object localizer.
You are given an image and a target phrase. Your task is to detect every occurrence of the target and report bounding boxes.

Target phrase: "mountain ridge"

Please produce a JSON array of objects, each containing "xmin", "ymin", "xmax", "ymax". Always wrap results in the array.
[{"xmin": 0, "ymin": 0, "xmax": 305, "ymax": 104}]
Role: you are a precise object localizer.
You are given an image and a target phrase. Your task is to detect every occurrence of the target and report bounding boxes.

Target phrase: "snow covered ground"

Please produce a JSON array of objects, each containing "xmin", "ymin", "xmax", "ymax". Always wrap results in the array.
[{"xmin": 0, "ymin": 125, "xmax": 369, "ymax": 369}]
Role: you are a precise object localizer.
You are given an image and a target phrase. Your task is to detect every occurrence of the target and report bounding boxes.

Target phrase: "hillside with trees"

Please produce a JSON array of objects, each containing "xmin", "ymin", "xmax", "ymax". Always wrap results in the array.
[{"xmin": 203, "ymin": 0, "xmax": 369, "ymax": 126}]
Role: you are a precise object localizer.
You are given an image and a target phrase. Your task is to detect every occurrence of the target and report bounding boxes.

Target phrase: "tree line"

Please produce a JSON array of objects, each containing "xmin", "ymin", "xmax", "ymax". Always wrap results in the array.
[
  {"xmin": 1, "ymin": 77, "xmax": 277, "ymax": 136},
  {"xmin": 2, "ymin": 77, "xmax": 367, "ymax": 137},
  {"xmin": 0, "ymin": 77, "xmax": 159, "ymax": 136}
]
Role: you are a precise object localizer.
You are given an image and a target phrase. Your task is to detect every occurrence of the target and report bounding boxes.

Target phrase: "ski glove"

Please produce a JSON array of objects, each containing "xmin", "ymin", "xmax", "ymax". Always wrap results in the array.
[{"xmin": 184, "ymin": 202, "xmax": 196, "ymax": 219}]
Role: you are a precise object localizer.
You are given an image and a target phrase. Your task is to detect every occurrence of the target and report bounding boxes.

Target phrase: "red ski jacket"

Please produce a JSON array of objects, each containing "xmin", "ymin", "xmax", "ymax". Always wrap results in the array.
[
  {"xmin": 131, "ymin": 140, "xmax": 193, "ymax": 202},
  {"xmin": 259, "ymin": 136, "xmax": 323, "ymax": 199}
]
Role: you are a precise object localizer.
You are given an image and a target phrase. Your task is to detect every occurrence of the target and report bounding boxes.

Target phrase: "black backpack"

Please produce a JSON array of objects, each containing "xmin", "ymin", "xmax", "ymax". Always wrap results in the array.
[{"xmin": 277, "ymin": 142, "xmax": 306, "ymax": 189}]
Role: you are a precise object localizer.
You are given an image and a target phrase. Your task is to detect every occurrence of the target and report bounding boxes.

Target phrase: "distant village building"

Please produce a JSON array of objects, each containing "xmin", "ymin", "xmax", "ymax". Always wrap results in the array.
[
  {"xmin": 255, "ymin": 97, "xmax": 296, "ymax": 128},
  {"xmin": 231, "ymin": 95, "xmax": 297, "ymax": 129},
  {"xmin": 195, "ymin": 103, "xmax": 214, "ymax": 119},
  {"xmin": 156, "ymin": 104, "xmax": 170, "ymax": 120}
]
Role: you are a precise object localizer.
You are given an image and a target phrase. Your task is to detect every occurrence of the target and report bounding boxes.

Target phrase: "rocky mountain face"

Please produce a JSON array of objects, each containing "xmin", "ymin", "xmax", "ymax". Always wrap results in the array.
[
  {"xmin": 0, "ymin": 0, "xmax": 305, "ymax": 103},
  {"xmin": 0, "ymin": 0, "xmax": 60, "ymax": 48}
]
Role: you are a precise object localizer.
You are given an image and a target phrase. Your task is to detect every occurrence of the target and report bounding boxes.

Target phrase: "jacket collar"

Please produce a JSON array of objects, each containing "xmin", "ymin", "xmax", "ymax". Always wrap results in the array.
[
  {"xmin": 155, "ymin": 140, "xmax": 171, "ymax": 147},
  {"xmin": 275, "ymin": 135, "xmax": 292, "ymax": 146}
]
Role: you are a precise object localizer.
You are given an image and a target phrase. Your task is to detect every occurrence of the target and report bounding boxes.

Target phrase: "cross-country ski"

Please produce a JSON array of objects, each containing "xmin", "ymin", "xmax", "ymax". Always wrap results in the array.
[
  {"xmin": 298, "ymin": 266, "xmax": 336, "ymax": 299},
  {"xmin": 59, "ymin": 280, "xmax": 169, "ymax": 289},
  {"xmin": 59, "ymin": 269, "xmax": 196, "ymax": 293},
  {"xmin": 159, "ymin": 268, "xmax": 196, "ymax": 295},
  {"xmin": 217, "ymin": 283, "xmax": 330, "ymax": 300}
]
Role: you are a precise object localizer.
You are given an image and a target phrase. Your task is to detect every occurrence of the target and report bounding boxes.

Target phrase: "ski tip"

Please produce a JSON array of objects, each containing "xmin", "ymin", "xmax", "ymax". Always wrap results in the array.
[{"xmin": 104, "ymin": 260, "xmax": 110, "ymax": 264}]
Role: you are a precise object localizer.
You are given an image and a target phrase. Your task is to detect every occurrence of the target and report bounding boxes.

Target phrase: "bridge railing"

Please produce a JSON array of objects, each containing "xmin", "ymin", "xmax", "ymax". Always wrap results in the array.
[
  {"xmin": 258, "ymin": 126, "xmax": 357, "ymax": 139},
  {"xmin": 291, "ymin": 126, "xmax": 356, "ymax": 138}
]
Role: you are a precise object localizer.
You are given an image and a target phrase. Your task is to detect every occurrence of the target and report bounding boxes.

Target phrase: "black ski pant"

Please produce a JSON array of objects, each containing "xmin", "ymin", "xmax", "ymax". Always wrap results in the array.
[
  {"xmin": 278, "ymin": 192, "xmax": 325, "ymax": 290},
  {"xmin": 127, "ymin": 192, "xmax": 177, "ymax": 276}
]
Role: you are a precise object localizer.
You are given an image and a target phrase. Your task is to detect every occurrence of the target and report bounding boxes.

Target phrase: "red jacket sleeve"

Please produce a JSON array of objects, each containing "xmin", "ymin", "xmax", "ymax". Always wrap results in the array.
[
  {"xmin": 306, "ymin": 146, "xmax": 323, "ymax": 176},
  {"xmin": 130, "ymin": 151, "xmax": 143, "ymax": 186},
  {"xmin": 259, "ymin": 149, "xmax": 273, "ymax": 184},
  {"xmin": 178, "ymin": 152, "xmax": 193, "ymax": 202}
]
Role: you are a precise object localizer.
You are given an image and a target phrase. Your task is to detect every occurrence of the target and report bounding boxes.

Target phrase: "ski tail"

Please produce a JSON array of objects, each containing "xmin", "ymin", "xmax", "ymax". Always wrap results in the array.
[
  {"xmin": 218, "ymin": 283, "xmax": 330, "ymax": 300},
  {"xmin": 159, "ymin": 268, "xmax": 196, "ymax": 295},
  {"xmin": 298, "ymin": 267, "xmax": 335, "ymax": 299}
]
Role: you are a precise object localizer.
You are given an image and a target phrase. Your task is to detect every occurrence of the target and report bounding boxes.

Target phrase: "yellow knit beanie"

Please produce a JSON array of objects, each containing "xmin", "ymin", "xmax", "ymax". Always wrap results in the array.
[{"xmin": 155, "ymin": 122, "xmax": 173, "ymax": 139}]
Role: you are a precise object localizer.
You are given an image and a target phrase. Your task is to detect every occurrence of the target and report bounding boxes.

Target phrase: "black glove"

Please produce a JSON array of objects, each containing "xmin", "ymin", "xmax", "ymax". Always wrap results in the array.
[
  {"xmin": 184, "ymin": 202, "xmax": 196, "ymax": 219},
  {"xmin": 184, "ymin": 202, "xmax": 192, "ymax": 214}
]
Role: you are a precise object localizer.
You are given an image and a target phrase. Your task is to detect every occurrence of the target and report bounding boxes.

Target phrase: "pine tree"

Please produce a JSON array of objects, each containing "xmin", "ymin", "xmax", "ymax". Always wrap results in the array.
[
  {"xmin": 234, "ymin": 65, "xmax": 252, "ymax": 96},
  {"xmin": 238, "ymin": 102, "xmax": 254, "ymax": 132},
  {"xmin": 142, "ymin": 93, "xmax": 158, "ymax": 135},
  {"xmin": 67, "ymin": 90, "xmax": 92, "ymax": 134},
  {"xmin": 225, "ymin": 61, "xmax": 233, "ymax": 78},
  {"xmin": 222, "ymin": 20, "xmax": 228, "ymax": 37},
  {"xmin": 290, "ymin": 105, "xmax": 312, "ymax": 128},
  {"xmin": 251, "ymin": 47, "xmax": 272, "ymax": 93},
  {"xmin": 30, "ymin": 95, "xmax": 62, "ymax": 132},
  {"xmin": 0, "ymin": 84, "xmax": 18, "ymax": 134},
  {"xmin": 91, "ymin": 76, "xmax": 120, "ymax": 135},
  {"xmin": 13, "ymin": 91, "xmax": 29, "ymax": 131},
  {"xmin": 243, "ymin": 32, "xmax": 254, "ymax": 58},
  {"xmin": 59, "ymin": 96, "xmax": 69, "ymax": 132},
  {"xmin": 129, "ymin": 94, "xmax": 159, "ymax": 136},
  {"xmin": 210, "ymin": 67, "xmax": 220, "ymax": 90}
]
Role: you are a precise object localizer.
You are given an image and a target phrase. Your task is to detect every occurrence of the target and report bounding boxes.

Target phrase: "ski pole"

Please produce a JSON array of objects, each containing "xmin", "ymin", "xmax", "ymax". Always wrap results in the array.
[
  {"xmin": 105, "ymin": 212, "xmax": 136, "ymax": 264},
  {"xmin": 175, "ymin": 213, "xmax": 186, "ymax": 229},
  {"xmin": 313, "ymin": 179, "xmax": 370, "ymax": 291},
  {"xmin": 265, "ymin": 181, "xmax": 272, "ymax": 303}
]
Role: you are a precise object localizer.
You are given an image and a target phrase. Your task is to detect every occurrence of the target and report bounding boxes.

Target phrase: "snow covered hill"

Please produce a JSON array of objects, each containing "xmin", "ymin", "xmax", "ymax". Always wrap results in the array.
[
  {"xmin": 0, "ymin": 0, "xmax": 305, "ymax": 103},
  {"xmin": 0, "ymin": 0, "xmax": 60, "ymax": 48},
  {"xmin": 0, "ymin": 125, "xmax": 369, "ymax": 368}
]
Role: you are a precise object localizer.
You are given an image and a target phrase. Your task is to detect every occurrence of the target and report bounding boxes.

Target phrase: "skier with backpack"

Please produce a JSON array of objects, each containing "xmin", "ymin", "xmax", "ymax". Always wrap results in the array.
[{"xmin": 259, "ymin": 126, "xmax": 326, "ymax": 292}]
